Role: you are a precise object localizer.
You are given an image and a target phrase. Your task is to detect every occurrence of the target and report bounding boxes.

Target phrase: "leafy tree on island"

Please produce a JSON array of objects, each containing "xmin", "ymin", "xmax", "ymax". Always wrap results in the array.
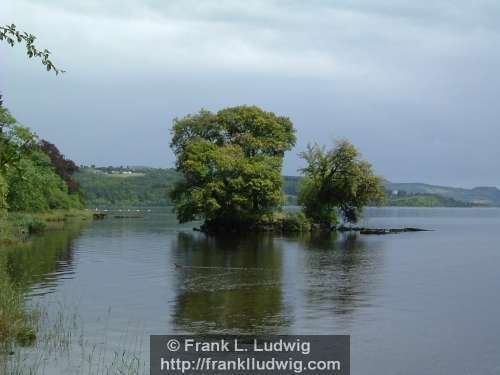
[
  {"xmin": 298, "ymin": 140, "xmax": 384, "ymax": 228},
  {"xmin": 170, "ymin": 106, "xmax": 296, "ymax": 231}
]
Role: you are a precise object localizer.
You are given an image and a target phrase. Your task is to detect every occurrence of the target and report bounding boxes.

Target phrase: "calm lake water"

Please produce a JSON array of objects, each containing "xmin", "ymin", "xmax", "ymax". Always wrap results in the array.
[{"xmin": 7, "ymin": 207, "xmax": 500, "ymax": 374}]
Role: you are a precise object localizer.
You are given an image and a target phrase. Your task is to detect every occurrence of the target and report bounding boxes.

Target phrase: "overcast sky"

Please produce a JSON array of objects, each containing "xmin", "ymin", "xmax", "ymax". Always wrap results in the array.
[{"xmin": 2, "ymin": 0, "xmax": 500, "ymax": 187}]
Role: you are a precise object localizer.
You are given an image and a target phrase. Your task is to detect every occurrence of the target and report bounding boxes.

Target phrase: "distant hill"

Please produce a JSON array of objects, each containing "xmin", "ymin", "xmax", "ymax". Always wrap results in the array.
[
  {"xmin": 284, "ymin": 176, "xmax": 498, "ymax": 207},
  {"xmin": 385, "ymin": 193, "xmax": 474, "ymax": 207},
  {"xmin": 75, "ymin": 169, "xmax": 499, "ymax": 208},
  {"xmin": 385, "ymin": 182, "xmax": 500, "ymax": 206},
  {"xmin": 75, "ymin": 166, "xmax": 181, "ymax": 207}
]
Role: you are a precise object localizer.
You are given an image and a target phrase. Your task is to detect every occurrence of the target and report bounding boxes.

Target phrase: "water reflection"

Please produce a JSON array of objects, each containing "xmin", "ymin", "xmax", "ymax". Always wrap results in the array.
[
  {"xmin": 298, "ymin": 232, "xmax": 383, "ymax": 316},
  {"xmin": 5, "ymin": 208, "xmax": 500, "ymax": 375},
  {"xmin": 2, "ymin": 220, "xmax": 90, "ymax": 296},
  {"xmin": 171, "ymin": 232, "xmax": 289, "ymax": 334},
  {"xmin": 170, "ymin": 230, "xmax": 383, "ymax": 334}
]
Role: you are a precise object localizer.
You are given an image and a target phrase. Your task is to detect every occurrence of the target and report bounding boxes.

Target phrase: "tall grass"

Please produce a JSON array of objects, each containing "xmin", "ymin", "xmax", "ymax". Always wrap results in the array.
[
  {"xmin": 0, "ymin": 271, "xmax": 37, "ymax": 350},
  {"xmin": 2, "ymin": 302, "xmax": 147, "ymax": 375},
  {"xmin": 0, "ymin": 209, "xmax": 94, "ymax": 373}
]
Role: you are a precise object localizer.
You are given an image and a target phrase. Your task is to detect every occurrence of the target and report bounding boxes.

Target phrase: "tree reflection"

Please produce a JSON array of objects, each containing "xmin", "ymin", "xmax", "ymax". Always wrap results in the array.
[
  {"xmin": 170, "ymin": 229, "xmax": 384, "ymax": 333},
  {"xmin": 2, "ymin": 220, "xmax": 89, "ymax": 293},
  {"xmin": 297, "ymin": 231, "xmax": 383, "ymax": 316},
  {"xmin": 171, "ymin": 232, "xmax": 289, "ymax": 334}
]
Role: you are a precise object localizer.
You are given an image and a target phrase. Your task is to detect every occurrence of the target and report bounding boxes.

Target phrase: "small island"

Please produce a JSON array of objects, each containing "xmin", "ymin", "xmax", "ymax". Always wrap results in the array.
[{"xmin": 169, "ymin": 106, "xmax": 384, "ymax": 234}]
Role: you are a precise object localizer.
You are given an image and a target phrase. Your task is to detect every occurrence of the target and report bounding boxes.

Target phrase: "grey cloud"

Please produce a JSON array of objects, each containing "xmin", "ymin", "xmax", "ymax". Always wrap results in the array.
[{"xmin": 2, "ymin": 0, "xmax": 500, "ymax": 187}]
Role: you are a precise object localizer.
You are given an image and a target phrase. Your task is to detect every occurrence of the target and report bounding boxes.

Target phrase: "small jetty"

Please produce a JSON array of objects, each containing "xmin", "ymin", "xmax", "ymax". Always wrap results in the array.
[
  {"xmin": 92, "ymin": 209, "xmax": 150, "ymax": 220},
  {"xmin": 337, "ymin": 226, "xmax": 431, "ymax": 235},
  {"xmin": 113, "ymin": 214, "xmax": 145, "ymax": 219}
]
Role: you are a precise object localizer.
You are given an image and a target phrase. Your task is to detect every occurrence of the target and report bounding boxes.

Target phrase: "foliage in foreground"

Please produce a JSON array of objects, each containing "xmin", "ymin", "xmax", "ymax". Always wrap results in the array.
[
  {"xmin": 0, "ymin": 174, "xmax": 7, "ymax": 213},
  {"xmin": 298, "ymin": 140, "xmax": 384, "ymax": 227},
  {"xmin": 0, "ymin": 23, "xmax": 64, "ymax": 74},
  {"xmin": 170, "ymin": 106, "xmax": 296, "ymax": 230}
]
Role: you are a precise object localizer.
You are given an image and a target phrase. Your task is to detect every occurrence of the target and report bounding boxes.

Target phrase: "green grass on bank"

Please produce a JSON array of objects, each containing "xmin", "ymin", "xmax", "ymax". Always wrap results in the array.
[{"xmin": 0, "ymin": 209, "xmax": 92, "ymax": 247}]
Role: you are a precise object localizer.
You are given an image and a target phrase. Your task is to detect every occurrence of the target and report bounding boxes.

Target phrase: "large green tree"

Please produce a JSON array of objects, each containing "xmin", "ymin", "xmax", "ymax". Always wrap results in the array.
[
  {"xmin": 5, "ymin": 149, "xmax": 82, "ymax": 211},
  {"xmin": 0, "ymin": 99, "xmax": 35, "ymax": 212},
  {"xmin": 170, "ymin": 106, "xmax": 296, "ymax": 230},
  {"xmin": 0, "ymin": 101, "xmax": 82, "ymax": 212},
  {"xmin": 0, "ymin": 103, "xmax": 36, "ymax": 173},
  {"xmin": 298, "ymin": 140, "xmax": 384, "ymax": 226}
]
